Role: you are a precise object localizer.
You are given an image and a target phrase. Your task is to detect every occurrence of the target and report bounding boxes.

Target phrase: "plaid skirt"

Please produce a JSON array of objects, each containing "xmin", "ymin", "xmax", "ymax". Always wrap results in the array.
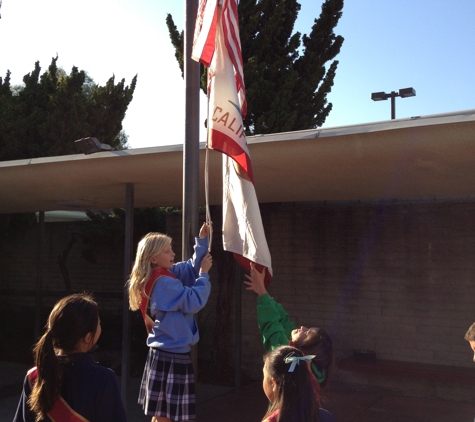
[{"xmin": 138, "ymin": 348, "xmax": 195, "ymax": 421}]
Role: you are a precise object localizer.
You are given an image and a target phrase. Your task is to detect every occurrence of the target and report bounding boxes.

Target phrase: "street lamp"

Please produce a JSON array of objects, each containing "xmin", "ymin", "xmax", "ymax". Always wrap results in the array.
[
  {"xmin": 371, "ymin": 87, "xmax": 416, "ymax": 120},
  {"xmin": 74, "ymin": 137, "xmax": 113, "ymax": 154}
]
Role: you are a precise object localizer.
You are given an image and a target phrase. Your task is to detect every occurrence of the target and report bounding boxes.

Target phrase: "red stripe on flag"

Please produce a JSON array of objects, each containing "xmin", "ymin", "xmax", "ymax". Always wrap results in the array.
[
  {"xmin": 192, "ymin": 0, "xmax": 218, "ymax": 66},
  {"xmin": 198, "ymin": 6, "xmax": 218, "ymax": 66},
  {"xmin": 221, "ymin": 0, "xmax": 247, "ymax": 117},
  {"xmin": 210, "ymin": 129, "xmax": 254, "ymax": 182},
  {"xmin": 233, "ymin": 254, "xmax": 272, "ymax": 287}
]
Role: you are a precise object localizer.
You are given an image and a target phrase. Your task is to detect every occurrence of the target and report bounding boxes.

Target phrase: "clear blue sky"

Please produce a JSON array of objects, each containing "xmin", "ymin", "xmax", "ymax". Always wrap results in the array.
[{"xmin": 1, "ymin": 0, "xmax": 474, "ymax": 149}]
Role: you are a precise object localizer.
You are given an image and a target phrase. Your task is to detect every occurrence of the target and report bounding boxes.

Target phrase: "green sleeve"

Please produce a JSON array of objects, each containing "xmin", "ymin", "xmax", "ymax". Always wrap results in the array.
[{"xmin": 257, "ymin": 294, "xmax": 296, "ymax": 351}]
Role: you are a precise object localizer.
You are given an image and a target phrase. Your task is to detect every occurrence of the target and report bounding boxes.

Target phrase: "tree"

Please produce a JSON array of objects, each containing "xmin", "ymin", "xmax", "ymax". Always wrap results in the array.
[
  {"xmin": 166, "ymin": 0, "xmax": 344, "ymax": 135},
  {"xmin": 0, "ymin": 56, "xmax": 137, "ymax": 161}
]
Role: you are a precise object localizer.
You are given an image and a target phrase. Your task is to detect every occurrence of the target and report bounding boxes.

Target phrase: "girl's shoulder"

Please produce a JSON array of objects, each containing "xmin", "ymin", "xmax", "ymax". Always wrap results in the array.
[
  {"xmin": 151, "ymin": 267, "xmax": 175, "ymax": 278},
  {"xmin": 319, "ymin": 407, "xmax": 336, "ymax": 422},
  {"xmin": 263, "ymin": 409, "xmax": 279, "ymax": 422},
  {"xmin": 65, "ymin": 353, "xmax": 117, "ymax": 380}
]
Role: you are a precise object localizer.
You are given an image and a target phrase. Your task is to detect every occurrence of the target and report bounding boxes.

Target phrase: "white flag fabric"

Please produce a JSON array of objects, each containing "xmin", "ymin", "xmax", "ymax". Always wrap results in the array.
[
  {"xmin": 193, "ymin": 0, "xmax": 272, "ymax": 281},
  {"xmin": 223, "ymin": 155, "xmax": 273, "ymax": 275}
]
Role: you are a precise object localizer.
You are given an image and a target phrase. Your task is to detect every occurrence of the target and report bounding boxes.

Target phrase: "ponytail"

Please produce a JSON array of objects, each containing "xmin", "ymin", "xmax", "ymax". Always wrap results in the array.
[
  {"xmin": 28, "ymin": 330, "xmax": 62, "ymax": 421},
  {"xmin": 262, "ymin": 346, "xmax": 321, "ymax": 422}
]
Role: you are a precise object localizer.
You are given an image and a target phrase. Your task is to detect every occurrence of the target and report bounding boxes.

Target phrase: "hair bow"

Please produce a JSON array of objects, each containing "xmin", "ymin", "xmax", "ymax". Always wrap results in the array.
[{"xmin": 284, "ymin": 353, "xmax": 316, "ymax": 372}]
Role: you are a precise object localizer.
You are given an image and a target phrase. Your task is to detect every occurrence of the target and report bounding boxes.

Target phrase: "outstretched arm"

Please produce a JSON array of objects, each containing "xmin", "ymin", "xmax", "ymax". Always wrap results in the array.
[
  {"xmin": 244, "ymin": 263, "xmax": 296, "ymax": 350},
  {"xmin": 171, "ymin": 222, "xmax": 211, "ymax": 283}
]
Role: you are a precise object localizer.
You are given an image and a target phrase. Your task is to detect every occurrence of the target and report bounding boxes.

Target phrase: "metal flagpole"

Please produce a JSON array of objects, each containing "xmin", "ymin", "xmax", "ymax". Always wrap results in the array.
[
  {"xmin": 183, "ymin": 0, "xmax": 200, "ymax": 259},
  {"xmin": 121, "ymin": 183, "xmax": 134, "ymax": 408},
  {"xmin": 183, "ymin": 0, "xmax": 201, "ymax": 379}
]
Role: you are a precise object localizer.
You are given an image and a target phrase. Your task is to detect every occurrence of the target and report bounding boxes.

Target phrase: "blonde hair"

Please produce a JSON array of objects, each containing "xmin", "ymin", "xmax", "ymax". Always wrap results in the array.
[
  {"xmin": 465, "ymin": 322, "xmax": 475, "ymax": 342},
  {"xmin": 128, "ymin": 232, "xmax": 172, "ymax": 311}
]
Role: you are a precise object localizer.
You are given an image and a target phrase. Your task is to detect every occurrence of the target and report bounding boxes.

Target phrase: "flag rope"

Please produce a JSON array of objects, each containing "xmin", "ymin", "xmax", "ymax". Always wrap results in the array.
[{"xmin": 205, "ymin": 91, "xmax": 213, "ymax": 252}]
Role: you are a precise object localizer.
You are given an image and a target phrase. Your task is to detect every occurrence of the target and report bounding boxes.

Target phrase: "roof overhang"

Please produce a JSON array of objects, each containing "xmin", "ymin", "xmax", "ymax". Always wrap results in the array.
[{"xmin": 1, "ymin": 109, "xmax": 475, "ymax": 214}]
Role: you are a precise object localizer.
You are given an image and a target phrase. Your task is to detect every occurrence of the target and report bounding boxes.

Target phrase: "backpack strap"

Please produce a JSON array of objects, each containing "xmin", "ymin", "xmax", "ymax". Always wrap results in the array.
[
  {"xmin": 139, "ymin": 267, "xmax": 176, "ymax": 333},
  {"xmin": 28, "ymin": 367, "xmax": 90, "ymax": 422}
]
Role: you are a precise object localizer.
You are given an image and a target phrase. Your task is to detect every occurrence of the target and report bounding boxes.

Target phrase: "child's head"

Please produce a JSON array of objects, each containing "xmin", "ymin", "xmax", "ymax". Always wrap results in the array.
[
  {"xmin": 128, "ymin": 232, "xmax": 172, "ymax": 310},
  {"xmin": 29, "ymin": 293, "xmax": 100, "ymax": 420},
  {"xmin": 290, "ymin": 326, "xmax": 333, "ymax": 386},
  {"xmin": 464, "ymin": 322, "xmax": 475, "ymax": 361},
  {"xmin": 46, "ymin": 293, "xmax": 100, "ymax": 353},
  {"xmin": 262, "ymin": 345, "xmax": 321, "ymax": 422},
  {"xmin": 135, "ymin": 232, "xmax": 173, "ymax": 271}
]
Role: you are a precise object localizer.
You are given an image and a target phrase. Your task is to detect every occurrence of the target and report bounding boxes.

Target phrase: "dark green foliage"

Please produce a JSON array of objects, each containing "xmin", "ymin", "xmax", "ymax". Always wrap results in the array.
[
  {"xmin": 166, "ymin": 13, "xmax": 209, "ymax": 94},
  {"xmin": 0, "ymin": 56, "xmax": 137, "ymax": 161},
  {"xmin": 166, "ymin": 14, "xmax": 185, "ymax": 78},
  {"xmin": 0, "ymin": 213, "xmax": 37, "ymax": 239},
  {"xmin": 166, "ymin": 0, "xmax": 344, "ymax": 134}
]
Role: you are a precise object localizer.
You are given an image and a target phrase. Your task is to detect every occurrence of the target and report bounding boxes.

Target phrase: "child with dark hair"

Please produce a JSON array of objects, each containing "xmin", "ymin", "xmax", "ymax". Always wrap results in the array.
[
  {"xmin": 245, "ymin": 264, "xmax": 333, "ymax": 387},
  {"xmin": 464, "ymin": 322, "xmax": 475, "ymax": 361},
  {"xmin": 262, "ymin": 345, "xmax": 335, "ymax": 422},
  {"xmin": 13, "ymin": 293, "xmax": 126, "ymax": 422}
]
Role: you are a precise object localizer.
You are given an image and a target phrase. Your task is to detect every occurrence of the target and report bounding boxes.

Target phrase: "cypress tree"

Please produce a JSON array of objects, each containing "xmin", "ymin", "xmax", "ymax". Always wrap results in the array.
[{"xmin": 166, "ymin": 0, "xmax": 344, "ymax": 134}]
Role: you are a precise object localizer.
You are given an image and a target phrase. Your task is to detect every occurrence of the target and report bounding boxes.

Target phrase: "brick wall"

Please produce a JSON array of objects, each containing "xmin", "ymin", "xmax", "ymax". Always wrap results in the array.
[
  {"xmin": 2, "ymin": 199, "xmax": 475, "ymax": 398},
  {"xmin": 168, "ymin": 200, "xmax": 475, "ymax": 371},
  {"xmin": 230, "ymin": 199, "xmax": 475, "ymax": 399},
  {"xmin": 238, "ymin": 200, "xmax": 475, "ymax": 370},
  {"xmin": 0, "ymin": 221, "xmax": 124, "ymax": 312}
]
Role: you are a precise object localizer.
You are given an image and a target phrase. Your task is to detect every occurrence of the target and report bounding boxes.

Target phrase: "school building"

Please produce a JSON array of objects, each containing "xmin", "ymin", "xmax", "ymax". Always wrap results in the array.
[{"xmin": 1, "ymin": 109, "xmax": 475, "ymax": 401}]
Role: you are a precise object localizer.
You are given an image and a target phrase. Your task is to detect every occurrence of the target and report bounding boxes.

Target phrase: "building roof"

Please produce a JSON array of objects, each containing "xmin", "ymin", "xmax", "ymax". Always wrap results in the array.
[{"xmin": 1, "ymin": 109, "xmax": 475, "ymax": 214}]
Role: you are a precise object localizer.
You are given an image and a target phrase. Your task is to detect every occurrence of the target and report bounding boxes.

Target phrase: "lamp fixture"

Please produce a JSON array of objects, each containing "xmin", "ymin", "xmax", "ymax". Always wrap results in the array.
[
  {"xmin": 370, "ymin": 87, "xmax": 416, "ymax": 119},
  {"xmin": 75, "ymin": 137, "xmax": 113, "ymax": 155}
]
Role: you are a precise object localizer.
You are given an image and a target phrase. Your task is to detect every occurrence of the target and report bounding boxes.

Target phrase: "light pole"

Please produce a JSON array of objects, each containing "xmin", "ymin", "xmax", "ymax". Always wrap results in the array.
[{"xmin": 371, "ymin": 87, "xmax": 416, "ymax": 119}]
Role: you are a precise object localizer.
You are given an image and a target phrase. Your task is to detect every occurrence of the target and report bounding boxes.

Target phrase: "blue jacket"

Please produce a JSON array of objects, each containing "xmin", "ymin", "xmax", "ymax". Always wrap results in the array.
[{"xmin": 147, "ymin": 236, "xmax": 211, "ymax": 353}]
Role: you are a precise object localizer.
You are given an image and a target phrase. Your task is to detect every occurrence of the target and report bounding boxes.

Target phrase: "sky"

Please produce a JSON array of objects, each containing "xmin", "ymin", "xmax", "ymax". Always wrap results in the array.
[{"xmin": 1, "ymin": 0, "xmax": 474, "ymax": 149}]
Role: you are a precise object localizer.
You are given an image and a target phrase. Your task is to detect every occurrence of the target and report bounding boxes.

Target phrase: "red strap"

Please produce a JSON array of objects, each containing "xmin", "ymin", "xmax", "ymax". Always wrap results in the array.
[
  {"xmin": 139, "ymin": 268, "xmax": 176, "ymax": 333},
  {"xmin": 27, "ymin": 367, "xmax": 90, "ymax": 422}
]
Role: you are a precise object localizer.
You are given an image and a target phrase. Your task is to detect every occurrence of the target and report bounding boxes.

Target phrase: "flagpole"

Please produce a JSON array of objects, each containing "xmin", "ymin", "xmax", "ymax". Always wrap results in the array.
[
  {"xmin": 183, "ymin": 0, "xmax": 200, "ymax": 260},
  {"xmin": 183, "ymin": 0, "xmax": 201, "ymax": 385}
]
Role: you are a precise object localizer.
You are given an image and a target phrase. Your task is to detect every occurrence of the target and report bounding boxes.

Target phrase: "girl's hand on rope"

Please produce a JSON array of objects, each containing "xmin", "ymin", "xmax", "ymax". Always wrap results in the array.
[
  {"xmin": 200, "ymin": 253, "xmax": 213, "ymax": 274},
  {"xmin": 199, "ymin": 222, "xmax": 211, "ymax": 238},
  {"xmin": 243, "ymin": 263, "xmax": 268, "ymax": 296}
]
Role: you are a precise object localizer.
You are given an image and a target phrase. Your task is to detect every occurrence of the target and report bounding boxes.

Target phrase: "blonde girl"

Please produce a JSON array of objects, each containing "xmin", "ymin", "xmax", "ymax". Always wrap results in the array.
[{"xmin": 128, "ymin": 223, "xmax": 212, "ymax": 422}]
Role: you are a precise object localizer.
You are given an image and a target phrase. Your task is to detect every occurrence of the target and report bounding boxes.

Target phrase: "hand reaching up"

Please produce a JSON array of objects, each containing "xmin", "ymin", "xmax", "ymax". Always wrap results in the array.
[
  {"xmin": 199, "ymin": 222, "xmax": 211, "ymax": 238},
  {"xmin": 243, "ymin": 263, "xmax": 268, "ymax": 296}
]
